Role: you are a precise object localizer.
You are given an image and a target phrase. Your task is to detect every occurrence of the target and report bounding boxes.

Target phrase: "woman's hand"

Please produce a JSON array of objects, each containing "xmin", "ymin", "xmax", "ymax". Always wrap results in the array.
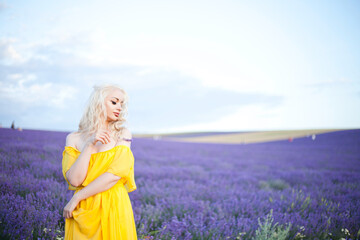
[
  {"xmin": 87, "ymin": 129, "xmax": 111, "ymax": 146},
  {"xmin": 63, "ymin": 194, "xmax": 81, "ymax": 219}
]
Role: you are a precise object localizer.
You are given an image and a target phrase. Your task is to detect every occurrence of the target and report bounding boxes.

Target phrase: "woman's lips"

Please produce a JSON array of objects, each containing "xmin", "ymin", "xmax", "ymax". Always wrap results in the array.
[{"xmin": 114, "ymin": 112, "xmax": 119, "ymax": 117}]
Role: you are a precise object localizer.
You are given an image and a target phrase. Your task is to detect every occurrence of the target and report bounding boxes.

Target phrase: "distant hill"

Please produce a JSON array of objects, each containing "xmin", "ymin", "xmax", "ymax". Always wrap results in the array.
[{"xmin": 134, "ymin": 128, "xmax": 357, "ymax": 144}]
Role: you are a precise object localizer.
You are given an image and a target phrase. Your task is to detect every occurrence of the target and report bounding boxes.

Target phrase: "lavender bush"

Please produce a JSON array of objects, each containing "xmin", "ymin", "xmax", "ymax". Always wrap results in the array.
[{"xmin": 0, "ymin": 128, "xmax": 359, "ymax": 239}]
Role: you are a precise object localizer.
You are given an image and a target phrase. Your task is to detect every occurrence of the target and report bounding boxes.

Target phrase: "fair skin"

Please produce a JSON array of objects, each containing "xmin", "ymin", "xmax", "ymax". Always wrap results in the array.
[{"xmin": 63, "ymin": 88, "xmax": 132, "ymax": 219}]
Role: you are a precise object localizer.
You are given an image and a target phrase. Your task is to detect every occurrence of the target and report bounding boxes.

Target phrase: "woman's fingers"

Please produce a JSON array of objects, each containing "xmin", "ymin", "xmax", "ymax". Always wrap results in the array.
[
  {"xmin": 101, "ymin": 132, "xmax": 111, "ymax": 144},
  {"xmin": 105, "ymin": 134, "xmax": 110, "ymax": 143},
  {"xmin": 97, "ymin": 136, "xmax": 106, "ymax": 144},
  {"xmin": 102, "ymin": 136, "xmax": 108, "ymax": 144},
  {"xmin": 63, "ymin": 210, "xmax": 72, "ymax": 219},
  {"xmin": 103, "ymin": 131, "xmax": 110, "ymax": 143},
  {"xmin": 63, "ymin": 206, "xmax": 75, "ymax": 218},
  {"xmin": 101, "ymin": 134, "xmax": 111, "ymax": 144},
  {"xmin": 100, "ymin": 134, "xmax": 108, "ymax": 144},
  {"xmin": 95, "ymin": 132, "xmax": 106, "ymax": 144},
  {"xmin": 105, "ymin": 130, "xmax": 111, "ymax": 137},
  {"xmin": 93, "ymin": 130, "xmax": 112, "ymax": 145}
]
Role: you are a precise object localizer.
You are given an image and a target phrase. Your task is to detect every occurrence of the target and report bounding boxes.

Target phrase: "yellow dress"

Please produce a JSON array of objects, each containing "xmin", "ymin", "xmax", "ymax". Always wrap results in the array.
[{"xmin": 62, "ymin": 145, "xmax": 137, "ymax": 240}]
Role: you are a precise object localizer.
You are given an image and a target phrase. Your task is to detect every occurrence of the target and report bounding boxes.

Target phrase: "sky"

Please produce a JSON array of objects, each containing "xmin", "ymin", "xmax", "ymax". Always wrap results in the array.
[{"xmin": 0, "ymin": 0, "xmax": 359, "ymax": 134}]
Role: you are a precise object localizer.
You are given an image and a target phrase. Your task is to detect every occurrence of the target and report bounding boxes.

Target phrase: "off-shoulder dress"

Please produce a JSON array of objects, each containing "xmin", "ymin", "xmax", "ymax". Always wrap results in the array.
[{"xmin": 62, "ymin": 142, "xmax": 137, "ymax": 239}]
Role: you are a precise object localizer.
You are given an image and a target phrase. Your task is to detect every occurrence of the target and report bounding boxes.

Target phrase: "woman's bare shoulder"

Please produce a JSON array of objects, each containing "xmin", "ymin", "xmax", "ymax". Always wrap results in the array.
[
  {"xmin": 116, "ymin": 127, "xmax": 132, "ymax": 147},
  {"xmin": 65, "ymin": 131, "xmax": 81, "ymax": 147},
  {"xmin": 121, "ymin": 127, "xmax": 132, "ymax": 139}
]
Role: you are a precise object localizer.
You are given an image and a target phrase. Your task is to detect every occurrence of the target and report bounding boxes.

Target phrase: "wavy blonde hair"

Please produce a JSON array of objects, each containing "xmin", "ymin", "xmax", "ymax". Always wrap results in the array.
[{"xmin": 78, "ymin": 83, "xmax": 129, "ymax": 141}]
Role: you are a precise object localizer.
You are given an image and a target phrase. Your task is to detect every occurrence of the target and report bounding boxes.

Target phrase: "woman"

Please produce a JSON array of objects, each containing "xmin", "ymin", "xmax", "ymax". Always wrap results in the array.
[{"xmin": 62, "ymin": 84, "xmax": 137, "ymax": 239}]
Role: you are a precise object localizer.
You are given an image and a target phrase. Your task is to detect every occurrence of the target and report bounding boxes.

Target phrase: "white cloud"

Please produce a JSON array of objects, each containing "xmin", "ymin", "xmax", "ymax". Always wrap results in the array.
[
  {"xmin": 153, "ymin": 104, "xmax": 284, "ymax": 133},
  {"xmin": 0, "ymin": 38, "xmax": 25, "ymax": 64},
  {"xmin": 8, "ymin": 73, "xmax": 23, "ymax": 80},
  {"xmin": 76, "ymin": 33, "xmax": 297, "ymax": 97},
  {"xmin": 0, "ymin": 78, "xmax": 78, "ymax": 109}
]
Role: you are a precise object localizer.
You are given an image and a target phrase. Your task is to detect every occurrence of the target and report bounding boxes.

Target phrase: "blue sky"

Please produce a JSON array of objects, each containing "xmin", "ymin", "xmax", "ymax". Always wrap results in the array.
[{"xmin": 0, "ymin": 0, "xmax": 359, "ymax": 134}]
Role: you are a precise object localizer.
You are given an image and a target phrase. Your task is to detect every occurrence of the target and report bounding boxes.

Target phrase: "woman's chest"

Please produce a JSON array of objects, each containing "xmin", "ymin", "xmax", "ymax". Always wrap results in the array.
[{"xmin": 76, "ymin": 136, "xmax": 117, "ymax": 153}]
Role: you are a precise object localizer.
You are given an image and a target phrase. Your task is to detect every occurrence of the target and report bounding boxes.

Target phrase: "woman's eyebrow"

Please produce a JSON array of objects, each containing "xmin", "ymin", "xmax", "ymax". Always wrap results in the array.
[{"xmin": 112, "ymin": 97, "xmax": 124, "ymax": 101}]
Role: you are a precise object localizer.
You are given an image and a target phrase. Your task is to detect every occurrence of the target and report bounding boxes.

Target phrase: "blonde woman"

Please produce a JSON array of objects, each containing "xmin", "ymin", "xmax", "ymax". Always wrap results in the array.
[{"xmin": 62, "ymin": 84, "xmax": 137, "ymax": 239}]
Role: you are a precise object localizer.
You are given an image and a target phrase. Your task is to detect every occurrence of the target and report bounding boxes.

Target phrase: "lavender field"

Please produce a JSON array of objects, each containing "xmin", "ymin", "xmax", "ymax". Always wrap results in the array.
[{"xmin": 0, "ymin": 128, "xmax": 359, "ymax": 240}]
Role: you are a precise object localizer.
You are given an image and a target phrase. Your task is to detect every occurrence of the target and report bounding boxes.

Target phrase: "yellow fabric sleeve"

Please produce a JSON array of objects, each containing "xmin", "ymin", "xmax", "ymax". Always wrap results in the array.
[
  {"xmin": 106, "ymin": 146, "xmax": 137, "ymax": 193},
  {"xmin": 62, "ymin": 147, "xmax": 80, "ymax": 190}
]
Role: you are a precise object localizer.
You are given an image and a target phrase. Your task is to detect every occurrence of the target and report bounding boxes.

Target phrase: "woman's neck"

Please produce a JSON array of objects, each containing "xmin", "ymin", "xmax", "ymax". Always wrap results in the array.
[{"xmin": 102, "ymin": 121, "xmax": 110, "ymax": 130}]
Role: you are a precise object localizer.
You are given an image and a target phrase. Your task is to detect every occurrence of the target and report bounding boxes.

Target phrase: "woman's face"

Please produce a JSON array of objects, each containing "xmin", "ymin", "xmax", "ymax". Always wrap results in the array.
[{"xmin": 105, "ymin": 88, "xmax": 125, "ymax": 123}]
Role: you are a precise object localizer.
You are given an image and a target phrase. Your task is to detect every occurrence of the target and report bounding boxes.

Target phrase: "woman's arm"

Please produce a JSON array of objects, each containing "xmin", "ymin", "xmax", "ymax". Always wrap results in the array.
[
  {"xmin": 65, "ymin": 130, "xmax": 111, "ymax": 187},
  {"xmin": 63, "ymin": 172, "xmax": 120, "ymax": 218},
  {"xmin": 65, "ymin": 133, "xmax": 97, "ymax": 187}
]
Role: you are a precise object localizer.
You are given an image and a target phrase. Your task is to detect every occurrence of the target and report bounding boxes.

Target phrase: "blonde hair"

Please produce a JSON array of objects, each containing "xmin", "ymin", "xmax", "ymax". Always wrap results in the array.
[{"xmin": 78, "ymin": 83, "xmax": 129, "ymax": 141}]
